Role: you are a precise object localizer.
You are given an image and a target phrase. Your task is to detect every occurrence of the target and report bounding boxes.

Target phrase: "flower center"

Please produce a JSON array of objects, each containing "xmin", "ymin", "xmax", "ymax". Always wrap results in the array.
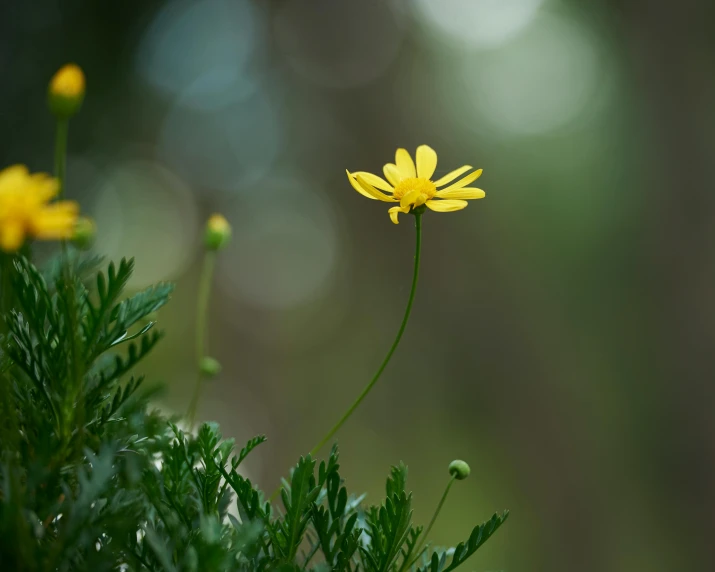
[{"xmin": 393, "ymin": 177, "xmax": 436, "ymax": 201}]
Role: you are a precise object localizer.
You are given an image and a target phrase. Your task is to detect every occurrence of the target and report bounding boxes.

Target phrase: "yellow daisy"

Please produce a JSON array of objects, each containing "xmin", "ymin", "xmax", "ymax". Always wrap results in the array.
[
  {"xmin": 0, "ymin": 165, "xmax": 79, "ymax": 252},
  {"xmin": 346, "ymin": 145, "xmax": 485, "ymax": 224}
]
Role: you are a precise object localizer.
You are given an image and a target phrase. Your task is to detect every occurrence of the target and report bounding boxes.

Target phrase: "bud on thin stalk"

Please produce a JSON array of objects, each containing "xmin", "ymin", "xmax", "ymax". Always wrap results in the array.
[
  {"xmin": 48, "ymin": 64, "xmax": 86, "ymax": 119},
  {"xmin": 72, "ymin": 217, "xmax": 96, "ymax": 250},
  {"xmin": 204, "ymin": 214, "xmax": 231, "ymax": 251}
]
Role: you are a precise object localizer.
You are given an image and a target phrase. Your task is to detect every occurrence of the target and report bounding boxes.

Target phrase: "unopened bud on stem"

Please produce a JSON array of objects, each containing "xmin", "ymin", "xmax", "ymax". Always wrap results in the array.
[
  {"xmin": 200, "ymin": 356, "xmax": 222, "ymax": 377},
  {"xmin": 48, "ymin": 64, "xmax": 86, "ymax": 119},
  {"xmin": 448, "ymin": 459, "xmax": 470, "ymax": 480},
  {"xmin": 204, "ymin": 214, "xmax": 231, "ymax": 251},
  {"xmin": 72, "ymin": 217, "xmax": 96, "ymax": 249}
]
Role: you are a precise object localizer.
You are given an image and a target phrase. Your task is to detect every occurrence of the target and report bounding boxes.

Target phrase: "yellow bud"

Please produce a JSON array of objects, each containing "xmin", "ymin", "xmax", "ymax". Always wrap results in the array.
[
  {"xmin": 204, "ymin": 214, "xmax": 231, "ymax": 250},
  {"xmin": 48, "ymin": 64, "xmax": 86, "ymax": 118},
  {"xmin": 72, "ymin": 217, "xmax": 96, "ymax": 249}
]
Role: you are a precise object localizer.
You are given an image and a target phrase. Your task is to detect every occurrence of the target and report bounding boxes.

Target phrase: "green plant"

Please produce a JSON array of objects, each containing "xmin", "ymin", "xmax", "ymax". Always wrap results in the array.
[{"xmin": 0, "ymin": 64, "xmax": 508, "ymax": 571}]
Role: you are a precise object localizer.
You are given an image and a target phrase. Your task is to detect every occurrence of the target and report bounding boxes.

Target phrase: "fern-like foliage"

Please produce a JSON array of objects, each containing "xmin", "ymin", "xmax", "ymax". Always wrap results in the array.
[
  {"xmin": 417, "ymin": 511, "xmax": 510, "ymax": 572},
  {"xmin": 0, "ymin": 251, "xmax": 508, "ymax": 571},
  {"xmin": 310, "ymin": 448, "xmax": 362, "ymax": 571}
]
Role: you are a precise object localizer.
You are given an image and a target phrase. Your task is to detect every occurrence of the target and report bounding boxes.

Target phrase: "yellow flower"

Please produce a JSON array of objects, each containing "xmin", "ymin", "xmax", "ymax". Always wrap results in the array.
[
  {"xmin": 346, "ymin": 145, "xmax": 485, "ymax": 224},
  {"xmin": 0, "ymin": 165, "xmax": 79, "ymax": 252},
  {"xmin": 48, "ymin": 64, "xmax": 86, "ymax": 118}
]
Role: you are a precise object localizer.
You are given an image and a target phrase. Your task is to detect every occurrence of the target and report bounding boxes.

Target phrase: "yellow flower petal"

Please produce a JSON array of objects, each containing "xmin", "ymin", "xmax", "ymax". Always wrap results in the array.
[
  {"xmin": 0, "ymin": 220, "xmax": 25, "ymax": 252},
  {"xmin": 400, "ymin": 188, "xmax": 421, "ymax": 209},
  {"xmin": 0, "ymin": 165, "xmax": 30, "ymax": 192},
  {"xmin": 416, "ymin": 145, "xmax": 437, "ymax": 180},
  {"xmin": 0, "ymin": 164, "xmax": 80, "ymax": 247},
  {"xmin": 346, "ymin": 170, "xmax": 379, "ymax": 200},
  {"xmin": 432, "ymin": 165, "xmax": 474, "ymax": 187},
  {"xmin": 29, "ymin": 173, "xmax": 60, "ymax": 201},
  {"xmin": 354, "ymin": 174, "xmax": 397, "ymax": 202},
  {"xmin": 352, "ymin": 171, "xmax": 394, "ymax": 192},
  {"xmin": 388, "ymin": 205, "xmax": 408, "ymax": 225},
  {"xmin": 31, "ymin": 201, "xmax": 79, "ymax": 238},
  {"xmin": 435, "ymin": 187, "xmax": 486, "ymax": 200},
  {"xmin": 383, "ymin": 163, "xmax": 402, "ymax": 186},
  {"xmin": 436, "ymin": 169, "xmax": 483, "ymax": 193},
  {"xmin": 425, "ymin": 199, "xmax": 468, "ymax": 212},
  {"xmin": 395, "ymin": 148, "xmax": 416, "ymax": 179}
]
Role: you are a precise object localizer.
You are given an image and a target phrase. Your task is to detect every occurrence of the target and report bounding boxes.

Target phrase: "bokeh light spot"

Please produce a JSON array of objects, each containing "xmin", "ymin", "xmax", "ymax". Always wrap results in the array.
[
  {"xmin": 158, "ymin": 89, "xmax": 282, "ymax": 192},
  {"xmin": 460, "ymin": 10, "xmax": 607, "ymax": 135},
  {"xmin": 414, "ymin": 0, "xmax": 545, "ymax": 51},
  {"xmin": 218, "ymin": 177, "xmax": 338, "ymax": 309},
  {"xmin": 91, "ymin": 160, "xmax": 198, "ymax": 288},
  {"xmin": 136, "ymin": 0, "xmax": 262, "ymax": 109},
  {"xmin": 273, "ymin": 0, "xmax": 405, "ymax": 89}
]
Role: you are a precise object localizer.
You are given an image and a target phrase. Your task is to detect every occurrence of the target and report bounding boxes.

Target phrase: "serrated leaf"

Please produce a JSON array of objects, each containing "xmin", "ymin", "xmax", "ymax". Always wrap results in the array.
[{"xmin": 418, "ymin": 511, "xmax": 509, "ymax": 572}]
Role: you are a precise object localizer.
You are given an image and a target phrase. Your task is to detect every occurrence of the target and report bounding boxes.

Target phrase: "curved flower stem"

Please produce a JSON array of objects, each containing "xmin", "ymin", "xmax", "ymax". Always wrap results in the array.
[
  {"xmin": 187, "ymin": 250, "xmax": 217, "ymax": 430},
  {"xmin": 406, "ymin": 474, "xmax": 457, "ymax": 570},
  {"xmin": 308, "ymin": 212, "xmax": 423, "ymax": 459}
]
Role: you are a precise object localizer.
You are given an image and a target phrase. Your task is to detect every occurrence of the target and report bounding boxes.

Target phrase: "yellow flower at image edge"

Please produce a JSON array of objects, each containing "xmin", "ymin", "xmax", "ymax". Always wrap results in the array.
[
  {"xmin": 347, "ymin": 145, "xmax": 485, "ymax": 224},
  {"xmin": 0, "ymin": 165, "xmax": 79, "ymax": 252}
]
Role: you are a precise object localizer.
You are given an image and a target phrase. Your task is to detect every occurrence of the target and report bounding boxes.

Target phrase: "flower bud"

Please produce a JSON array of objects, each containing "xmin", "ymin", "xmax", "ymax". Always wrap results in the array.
[
  {"xmin": 72, "ymin": 217, "xmax": 96, "ymax": 249},
  {"xmin": 199, "ymin": 356, "xmax": 222, "ymax": 377},
  {"xmin": 48, "ymin": 64, "xmax": 86, "ymax": 119},
  {"xmin": 204, "ymin": 214, "xmax": 231, "ymax": 251},
  {"xmin": 448, "ymin": 459, "xmax": 470, "ymax": 480}
]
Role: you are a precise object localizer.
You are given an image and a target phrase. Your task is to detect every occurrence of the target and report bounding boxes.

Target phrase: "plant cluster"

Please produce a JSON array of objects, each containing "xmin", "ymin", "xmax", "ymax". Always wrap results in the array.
[{"xmin": 0, "ymin": 64, "xmax": 507, "ymax": 571}]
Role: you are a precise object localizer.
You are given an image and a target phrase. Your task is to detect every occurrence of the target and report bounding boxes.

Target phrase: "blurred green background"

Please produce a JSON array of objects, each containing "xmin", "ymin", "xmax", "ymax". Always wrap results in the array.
[{"xmin": 3, "ymin": 0, "xmax": 715, "ymax": 569}]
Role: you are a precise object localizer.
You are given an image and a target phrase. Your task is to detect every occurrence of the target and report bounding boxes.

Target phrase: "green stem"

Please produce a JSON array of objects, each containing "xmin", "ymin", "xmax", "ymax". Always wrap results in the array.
[
  {"xmin": 55, "ymin": 118, "xmax": 71, "ymax": 268},
  {"xmin": 53, "ymin": 117, "xmax": 78, "ymax": 443},
  {"xmin": 407, "ymin": 474, "xmax": 457, "ymax": 570},
  {"xmin": 308, "ymin": 213, "xmax": 423, "ymax": 458},
  {"xmin": 54, "ymin": 119, "xmax": 69, "ymax": 199},
  {"xmin": 187, "ymin": 250, "xmax": 217, "ymax": 430},
  {"xmin": 0, "ymin": 254, "xmax": 12, "ymax": 335}
]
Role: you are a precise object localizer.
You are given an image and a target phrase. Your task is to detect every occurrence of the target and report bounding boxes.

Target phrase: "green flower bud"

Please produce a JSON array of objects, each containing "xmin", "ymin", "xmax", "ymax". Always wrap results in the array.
[
  {"xmin": 72, "ymin": 217, "xmax": 96, "ymax": 249},
  {"xmin": 448, "ymin": 459, "xmax": 470, "ymax": 480},
  {"xmin": 48, "ymin": 64, "xmax": 86, "ymax": 119},
  {"xmin": 204, "ymin": 214, "xmax": 231, "ymax": 250},
  {"xmin": 199, "ymin": 356, "xmax": 221, "ymax": 377}
]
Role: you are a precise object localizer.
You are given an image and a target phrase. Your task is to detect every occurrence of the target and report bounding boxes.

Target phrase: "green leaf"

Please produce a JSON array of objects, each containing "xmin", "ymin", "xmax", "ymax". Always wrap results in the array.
[
  {"xmin": 361, "ymin": 464, "xmax": 415, "ymax": 572},
  {"xmin": 84, "ymin": 258, "xmax": 134, "ymax": 356},
  {"xmin": 86, "ymin": 329, "xmax": 163, "ymax": 396},
  {"xmin": 102, "ymin": 282, "xmax": 173, "ymax": 350},
  {"xmin": 308, "ymin": 446, "xmax": 363, "ymax": 571},
  {"xmin": 236, "ymin": 435, "xmax": 267, "ymax": 467},
  {"xmin": 278, "ymin": 455, "xmax": 321, "ymax": 561},
  {"xmin": 418, "ymin": 511, "xmax": 510, "ymax": 572}
]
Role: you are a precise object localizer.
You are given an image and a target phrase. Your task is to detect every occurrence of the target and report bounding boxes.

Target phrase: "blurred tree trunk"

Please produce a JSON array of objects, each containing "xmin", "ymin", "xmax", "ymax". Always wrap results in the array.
[{"xmin": 623, "ymin": 0, "xmax": 715, "ymax": 567}]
